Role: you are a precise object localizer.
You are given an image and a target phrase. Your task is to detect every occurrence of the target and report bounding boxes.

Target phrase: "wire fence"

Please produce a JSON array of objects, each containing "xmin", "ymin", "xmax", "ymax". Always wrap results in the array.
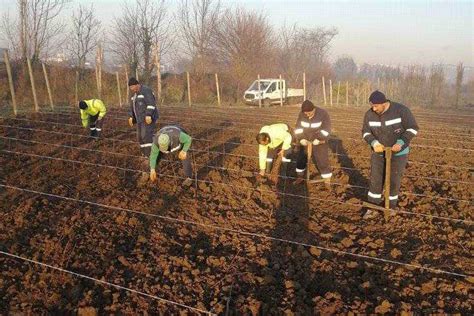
[
  {"xmin": 17, "ymin": 110, "xmax": 474, "ymax": 146},
  {"xmin": 13, "ymin": 105, "xmax": 474, "ymax": 133},
  {"xmin": 2, "ymin": 149, "xmax": 472, "ymax": 223},
  {"xmin": 2, "ymin": 135, "xmax": 472, "ymax": 192},
  {"xmin": 2, "ymin": 121, "xmax": 473, "ymax": 171},
  {"xmin": 8, "ymin": 107, "xmax": 474, "ymax": 140},
  {"xmin": 1, "ymin": 184, "xmax": 471, "ymax": 279}
]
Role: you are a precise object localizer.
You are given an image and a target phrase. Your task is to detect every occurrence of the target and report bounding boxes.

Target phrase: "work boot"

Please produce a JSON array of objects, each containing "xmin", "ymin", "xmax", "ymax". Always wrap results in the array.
[{"xmin": 182, "ymin": 178, "xmax": 193, "ymax": 187}]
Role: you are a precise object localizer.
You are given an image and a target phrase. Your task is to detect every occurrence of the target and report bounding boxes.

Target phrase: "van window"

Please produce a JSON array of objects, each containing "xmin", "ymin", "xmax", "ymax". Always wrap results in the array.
[{"xmin": 267, "ymin": 82, "xmax": 276, "ymax": 93}]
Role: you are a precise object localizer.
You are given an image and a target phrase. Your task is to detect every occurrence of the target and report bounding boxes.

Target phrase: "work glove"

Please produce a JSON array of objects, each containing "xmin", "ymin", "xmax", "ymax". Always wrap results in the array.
[
  {"xmin": 391, "ymin": 144, "xmax": 402, "ymax": 152},
  {"xmin": 128, "ymin": 117, "xmax": 134, "ymax": 127},
  {"xmin": 312, "ymin": 139, "xmax": 320, "ymax": 145},
  {"xmin": 299, "ymin": 139, "xmax": 309, "ymax": 146},
  {"xmin": 145, "ymin": 116, "xmax": 152, "ymax": 124},
  {"xmin": 178, "ymin": 150, "xmax": 187, "ymax": 160},
  {"xmin": 373, "ymin": 141, "xmax": 384, "ymax": 153},
  {"xmin": 149, "ymin": 169, "xmax": 157, "ymax": 182}
]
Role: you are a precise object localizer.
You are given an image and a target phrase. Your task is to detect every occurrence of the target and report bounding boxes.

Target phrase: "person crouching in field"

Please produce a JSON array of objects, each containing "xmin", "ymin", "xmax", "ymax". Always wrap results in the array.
[
  {"xmin": 256, "ymin": 123, "xmax": 293, "ymax": 184},
  {"xmin": 79, "ymin": 99, "xmax": 107, "ymax": 138},
  {"xmin": 149, "ymin": 125, "xmax": 193, "ymax": 187}
]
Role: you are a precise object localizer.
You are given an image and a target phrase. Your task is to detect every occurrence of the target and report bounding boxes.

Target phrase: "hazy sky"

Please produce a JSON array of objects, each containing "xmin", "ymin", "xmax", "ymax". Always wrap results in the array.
[{"xmin": 1, "ymin": 0, "xmax": 472, "ymax": 67}]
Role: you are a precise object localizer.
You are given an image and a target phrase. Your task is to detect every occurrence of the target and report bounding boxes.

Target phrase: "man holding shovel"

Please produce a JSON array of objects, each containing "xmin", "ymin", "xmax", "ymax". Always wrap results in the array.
[
  {"xmin": 362, "ymin": 90, "xmax": 419, "ymax": 210},
  {"xmin": 294, "ymin": 100, "xmax": 332, "ymax": 184}
]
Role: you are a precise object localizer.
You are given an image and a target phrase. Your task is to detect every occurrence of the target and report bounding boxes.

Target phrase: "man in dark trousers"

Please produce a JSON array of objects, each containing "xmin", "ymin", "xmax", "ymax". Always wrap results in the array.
[
  {"xmin": 294, "ymin": 100, "xmax": 332, "ymax": 184},
  {"xmin": 362, "ymin": 90, "xmax": 419, "ymax": 210},
  {"xmin": 149, "ymin": 125, "xmax": 193, "ymax": 187},
  {"xmin": 128, "ymin": 77, "xmax": 159, "ymax": 158},
  {"xmin": 79, "ymin": 99, "xmax": 106, "ymax": 138}
]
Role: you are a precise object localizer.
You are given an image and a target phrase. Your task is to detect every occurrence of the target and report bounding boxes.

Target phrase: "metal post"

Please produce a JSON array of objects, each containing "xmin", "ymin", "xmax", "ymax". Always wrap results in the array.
[
  {"xmin": 3, "ymin": 50, "xmax": 17, "ymax": 115},
  {"xmin": 336, "ymin": 81, "xmax": 340, "ymax": 106},
  {"xmin": 257, "ymin": 74, "xmax": 262, "ymax": 108}
]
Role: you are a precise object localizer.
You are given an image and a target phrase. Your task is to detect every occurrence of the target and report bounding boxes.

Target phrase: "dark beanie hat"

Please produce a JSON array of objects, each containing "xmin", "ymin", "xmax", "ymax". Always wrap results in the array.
[
  {"xmin": 128, "ymin": 77, "xmax": 139, "ymax": 86},
  {"xmin": 301, "ymin": 100, "xmax": 315, "ymax": 112},
  {"xmin": 79, "ymin": 100, "xmax": 87, "ymax": 110},
  {"xmin": 369, "ymin": 90, "xmax": 387, "ymax": 105}
]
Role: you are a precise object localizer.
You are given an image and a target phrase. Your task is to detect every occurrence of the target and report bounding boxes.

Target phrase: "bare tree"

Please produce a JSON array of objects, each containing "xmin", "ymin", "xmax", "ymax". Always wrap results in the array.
[
  {"xmin": 1, "ymin": 0, "xmax": 68, "ymax": 62},
  {"xmin": 68, "ymin": 4, "xmax": 100, "ymax": 79},
  {"xmin": 110, "ymin": 3, "xmax": 140, "ymax": 76},
  {"xmin": 176, "ymin": 0, "xmax": 221, "ymax": 74},
  {"xmin": 213, "ymin": 7, "xmax": 275, "ymax": 98},
  {"xmin": 333, "ymin": 56, "xmax": 357, "ymax": 81},
  {"xmin": 277, "ymin": 24, "xmax": 337, "ymax": 82},
  {"xmin": 110, "ymin": 0, "xmax": 172, "ymax": 84}
]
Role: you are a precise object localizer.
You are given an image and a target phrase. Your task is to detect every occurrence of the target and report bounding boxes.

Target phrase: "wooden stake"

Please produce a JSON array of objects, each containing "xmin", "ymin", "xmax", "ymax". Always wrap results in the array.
[
  {"xmin": 125, "ymin": 68, "xmax": 129, "ymax": 101},
  {"xmin": 42, "ymin": 63, "xmax": 54, "ymax": 109},
  {"xmin": 155, "ymin": 44, "xmax": 161, "ymax": 104},
  {"xmin": 384, "ymin": 148, "xmax": 392, "ymax": 209},
  {"xmin": 3, "ymin": 50, "xmax": 17, "ymax": 115},
  {"xmin": 26, "ymin": 56, "xmax": 39, "ymax": 112},
  {"xmin": 186, "ymin": 71, "xmax": 191, "ymax": 106},
  {"xmin": 279, "ymin": 74, "xmax": 283, "ymax": 107},
  {"xmin": 345, "ymin": 81, "xmax": 349, "ymax": 107},
  {"xmin": 336, "ymin": 81, "xmax": 340, "ymax": 106},
  {"xmin": 329, "ymin": 79, "xmax": 333, "ymax": 106},
  {"xmin": 303, "ymin": 72, "xmax": 306, "ymax": 100},
  {"xmin": 322, "ymin": 76, "xmax": 327, "ymax": 106},
  {"xmin": 75, "ymin": 70, "xmax": 79, "ymax": 106},
  {"xmin": 116, "ymin": 71, "xmax": 122, "ymax": 107},
  {"xmin": 306, "ymin": 143, "xmax": 312, "ymax": 182},
  {"xmin": 215, "ymin": 73, "xmax": 221, "ymax": 106}
]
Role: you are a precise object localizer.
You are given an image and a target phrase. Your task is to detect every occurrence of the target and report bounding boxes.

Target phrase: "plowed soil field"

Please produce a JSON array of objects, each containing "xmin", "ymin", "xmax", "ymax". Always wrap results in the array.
[{"xmin": 1, "ymin": 104, "xmax": 472, "ymax": 314}]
